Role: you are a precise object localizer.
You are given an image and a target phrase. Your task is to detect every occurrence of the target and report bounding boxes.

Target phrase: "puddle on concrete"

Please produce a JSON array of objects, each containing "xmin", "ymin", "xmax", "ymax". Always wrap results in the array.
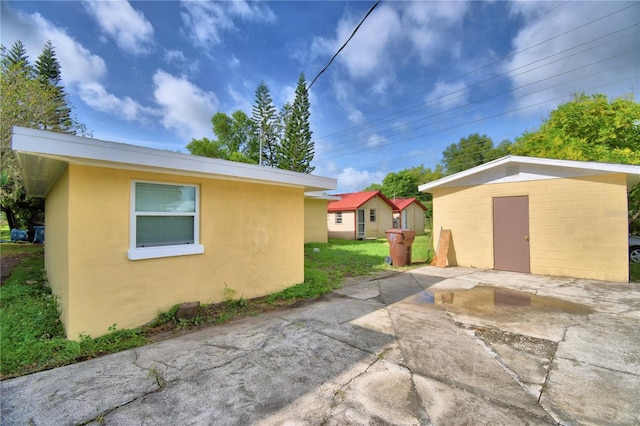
[{"xmin": 417, "ymin": 285, "xmax": 593, "ymax": 316}]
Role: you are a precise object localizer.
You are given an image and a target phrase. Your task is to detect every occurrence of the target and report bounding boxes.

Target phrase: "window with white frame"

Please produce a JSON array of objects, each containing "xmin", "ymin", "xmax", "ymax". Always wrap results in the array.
[
  {"xmin": 128, "ymin": 181, "xmax": 204, "ymax": 260},
  {"xmin": 335, "ymin": 212, "xmax": 342, "ymax": 224},
  {"xmin": 370, "ymin": 209, "xmax": 376, "ymax": 222}
]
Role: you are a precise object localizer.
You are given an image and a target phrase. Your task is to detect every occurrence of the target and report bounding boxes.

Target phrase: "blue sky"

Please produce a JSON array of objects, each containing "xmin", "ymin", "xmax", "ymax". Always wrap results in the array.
[{"xmin": 2, "ymin": 1, "xmax": 638, "ymax": 192}]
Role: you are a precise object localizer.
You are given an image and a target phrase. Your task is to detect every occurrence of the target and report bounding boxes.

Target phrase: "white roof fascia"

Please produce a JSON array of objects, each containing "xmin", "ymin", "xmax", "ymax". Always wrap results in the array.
[
  {"xmin": 304, "ymin": 191, "xmax": 341, "ymax": 201},
  {"xmin": 12, "ymin": 126, "xmax": 337, "ymax": 196},
  {"xmin": 419, "ymin": 155, "xmax": 640, "ymax": 192}
]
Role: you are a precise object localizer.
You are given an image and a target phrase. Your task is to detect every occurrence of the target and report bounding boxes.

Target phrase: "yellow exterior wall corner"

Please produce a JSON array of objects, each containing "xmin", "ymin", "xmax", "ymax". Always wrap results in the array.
[
  {"xmin": 304, "ymin": 198, "xmax": 329, "ymax": 243},
  {"xmin": 59, "ymin": 165, "xmax": 305, "ymax": 339},
  {"xmin": 44, "ymin": 167, "xmax": 70, "ymax": 331}
]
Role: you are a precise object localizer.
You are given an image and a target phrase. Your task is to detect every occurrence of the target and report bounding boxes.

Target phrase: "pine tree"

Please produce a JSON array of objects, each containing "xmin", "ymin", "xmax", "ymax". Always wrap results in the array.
[
  {"xmin": 278, "ymin": 73, "xmax": 315, "ymax": 173},
  {"xmin": 251, "ymin": 81, "xmax": 278, "ymax": 166},
  {"xmin": 1, "ymin": 40, "xmax": 87, "ymax": 231},
  {"xmin": 2, "ymin": 40, "xmax": 33, "ymax": 80},
  {"xmin": 34, "ymin": 41, "xmax": 72, "ymax": 132}
]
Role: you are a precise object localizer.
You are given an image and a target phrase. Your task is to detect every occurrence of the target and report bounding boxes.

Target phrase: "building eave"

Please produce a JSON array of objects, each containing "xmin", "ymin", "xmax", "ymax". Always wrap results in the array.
[
  {"xmin": 12, "ymin": 126, "xmax": 337, "ymax": 197},
  {"xmin": 418, "ymin": 155, "xmax": 640, "ymax": 193}
]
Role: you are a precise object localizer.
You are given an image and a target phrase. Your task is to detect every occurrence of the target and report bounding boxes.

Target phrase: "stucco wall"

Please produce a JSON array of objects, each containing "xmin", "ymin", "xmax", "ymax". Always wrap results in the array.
[
  {"xmin": 53, "ymin": 165, "xmax": 305, "ymax": 338},
  {"xmin": 44, "ymin": 168, "xmax": 70, "ymax": 328},
  {"xmin": 401, "ymin": 204, "xmax": 426, "ymax": 235},
  {"xmin": 361, "ymin": 198, "xmax": 394, "ymax": 238},
  {"xmin": 304, "ymin": 198, "xmax": 329, "ymax": 243},
  {"xmin": 327, "ymin": 198, "xmax": 394, "ymax": 240},
  {"xmin": 328, "ymin": 211, "xmax": 355, "ymax": 239},
  {"xmin": 431, "ymin": 173, "xmax": 629, "ymax": 282}
]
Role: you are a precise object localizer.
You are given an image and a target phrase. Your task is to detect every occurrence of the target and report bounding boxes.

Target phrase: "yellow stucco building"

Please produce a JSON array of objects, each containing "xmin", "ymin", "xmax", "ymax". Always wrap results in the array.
[
  {"xmin": 304, "ymin": 192, "xmax": 340, "ymax": 243},
  {"xmin": 392, "ymin": 198, "xmax": 428, "ymax": 235},
  {"xmin": 327, "ymin": 191, "xmax": 395, "ymax": 240},
  {"xmin": 419, "ymin": 156, "xmax": 640, "ymax": 282},
  {"xmin": 12, "ymin": 127, "xmax": 336, "ymax": 339}
]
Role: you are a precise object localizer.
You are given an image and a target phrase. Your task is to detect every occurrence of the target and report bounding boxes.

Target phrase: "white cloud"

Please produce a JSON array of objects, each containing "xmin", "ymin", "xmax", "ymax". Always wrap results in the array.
[
  {"xmin": 339, "ymin": 167, "xmax": 386, "ymax": 192},
  {"xmin": 180, "ymin": 0, "xmax": 275, "ymax": 46},
  {"xmin": 279, "ymin": 84, "xmax": 297, "ymax": 106},
  {"xmin": 312, "ymin": 4, "xmax": 402, "ymax": 80},
  {"xmin": 153, "ymin": 70, "xmax": 218, "ymax": 139},
  {"xmin": 312, "ymin": 2, "xmax": 469, "ymax": 81},
  {"xmin": 228, "ymin": 55, "xmax": 240, "ymax": 68},
  {"xmin": 367, "ymin": 134, "xmax": 386, "ymax": 148},
  {"xmin": 334, "ymin": 167, "xmax": 386, "ymax": 192},
  {"xmin": 403, "ymin": 1, "xmax": 467, "ymax": 64},
  {"xmin": 2, "ymin": 7, "xmax": 153, "ymax": 123},
  {"xmin": 426, "ymin": 81, "xmax": 469, "ymax": 110},
  {"xmin": 2, "ymin": 8, "xmax": 107, "ymax": 86},
  {"xmin": 226, "ymin": 84, "xmax": 252, "ymax": 113},
  {"xmin": 165, "ymin": 49, "xmax": 186, "ymax": 63},
  {"xmin": 3, "ymin": 5, "xmax": 220, "ymax": 139},
  {"xmin": 332, "ymin": 79, "xmax": 363, "ymax": 124},
  {"xmin": 504, "ymin": 1, "xmax": 639, "ymax": 116},
  {"xmin": 82, "ymin": 0, "xmax": 154, "ymax": 55},
  {"xmin": 79, "ymin": 82, "xmax": 156, "ymax": 121}
]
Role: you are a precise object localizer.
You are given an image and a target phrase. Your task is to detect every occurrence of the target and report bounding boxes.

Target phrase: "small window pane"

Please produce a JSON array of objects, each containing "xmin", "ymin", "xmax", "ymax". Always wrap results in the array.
[
  {"xmin": 136, "ymin": 216, "xmax": 194, "ymax": 247},
  {"xmin": 136, "ymin": 183, "xmax": 195, "ymax": 212}
]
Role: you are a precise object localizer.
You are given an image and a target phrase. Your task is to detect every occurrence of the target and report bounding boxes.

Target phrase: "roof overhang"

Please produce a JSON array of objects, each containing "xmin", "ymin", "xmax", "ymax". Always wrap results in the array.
[
  {"xmin": 419, "ymin": 155, "xmax": 640, "ymax": 193},
  {"xmin": 12, "ymin": 126, "xmax": 337, "ymax": 197},
  {"xmin": 304, "ymin": 191, "xmax": 341, "ymax": 201}
]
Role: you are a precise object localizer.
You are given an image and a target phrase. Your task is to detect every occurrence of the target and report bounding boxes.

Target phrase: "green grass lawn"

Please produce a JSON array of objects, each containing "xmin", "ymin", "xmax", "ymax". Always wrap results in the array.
[
  {"xmin": 1, "ymin": 211, "xmax": 10, "ymax": 240},
  {"xmin": 0, "ymin": 235, "xmax": 433, "ymax": 378},
  {"xmin": 2, "ymin": 233, "xmax": 638, "ymax": 379},
  {"xmin": 631, "ymin": 262, "xmax": 640, "ymax": 282}
]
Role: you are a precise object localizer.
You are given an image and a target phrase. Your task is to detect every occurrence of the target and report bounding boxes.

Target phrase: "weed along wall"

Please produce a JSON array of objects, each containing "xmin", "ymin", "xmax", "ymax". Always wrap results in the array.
[{"xmin": 50, "ymin": 165, "xmax": 305, "ymax": 339}]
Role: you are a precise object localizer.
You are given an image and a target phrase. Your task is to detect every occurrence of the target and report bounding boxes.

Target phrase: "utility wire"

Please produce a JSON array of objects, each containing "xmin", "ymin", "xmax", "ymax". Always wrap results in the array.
[
  {"xmin": 315, "ymin": 47, "xmax": 639, "ymax": 162},
  {"xmin": 325, "ymin": 71, "xmax": 638, "ymax": 175},
  {"xmin": 313, "ymin": 1, "xmax": 638, "ymax": 142},
  {"xmin": 316, "ymin": 25, "xmax": 639, "ymax": 153},
  {"xmin": 308, "ymin": 0, "xmax": 381, "ymax": 90},
  {"xmin": 326, "ymin": 24, "xmax": 638, "ymax": 146}
]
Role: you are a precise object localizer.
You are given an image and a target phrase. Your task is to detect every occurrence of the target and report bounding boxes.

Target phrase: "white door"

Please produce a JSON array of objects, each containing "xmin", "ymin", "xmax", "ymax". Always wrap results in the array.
[
  {"xmin": 402, "ymin": 210, "xmax": 408, "ymax": 229},
  {"xmin": 357, "ymin": 209, "xmax": 365, "ymax": 239}
]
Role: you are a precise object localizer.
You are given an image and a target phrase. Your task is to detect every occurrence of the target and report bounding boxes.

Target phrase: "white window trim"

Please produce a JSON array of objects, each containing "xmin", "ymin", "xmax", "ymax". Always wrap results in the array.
[
  {"xmin": 128, "ymin": 180, "xmax": 204, "ymax": 260},
  {"xmin": 335, "ymin": 212, "xmax": 342, "ymax": 224}
]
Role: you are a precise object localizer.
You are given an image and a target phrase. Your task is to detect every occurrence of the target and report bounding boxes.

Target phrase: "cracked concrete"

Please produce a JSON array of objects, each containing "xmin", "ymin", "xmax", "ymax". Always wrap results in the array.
[{"xmin": 2, "ymin": 266, "xmax": 639, "ymax": 425}]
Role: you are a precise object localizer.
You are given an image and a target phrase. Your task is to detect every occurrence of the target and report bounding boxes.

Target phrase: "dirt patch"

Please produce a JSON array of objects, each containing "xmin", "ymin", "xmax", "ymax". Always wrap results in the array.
[
  {"xmin": 473, "ymin": 327, "xmax": 556, "ymax": 359},
  {"xmin": 0, "ymin": 252, "xmax": 29, "ymax": 284}
]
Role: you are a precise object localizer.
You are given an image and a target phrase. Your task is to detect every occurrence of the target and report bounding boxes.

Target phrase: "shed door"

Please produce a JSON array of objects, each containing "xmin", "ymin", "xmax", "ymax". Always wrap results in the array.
[
  {"xmin": 493, "ymin": 196, "xmax": 530, "ymax": 273},
  {"xmin": 402, "ymin": 210, "xmax": 408, "ymax": 229},
  {"xmin": 357, "ymin": 209, "xmax": 365, "ymax": 239}
]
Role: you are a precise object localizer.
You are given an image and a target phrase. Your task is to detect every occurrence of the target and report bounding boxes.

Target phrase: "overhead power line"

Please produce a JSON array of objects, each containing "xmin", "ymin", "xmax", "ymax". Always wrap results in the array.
[
  {"xmin": 326, "ymin": 71, "xmax": 638, "ymax": 176},
  {"xmin": 308, "ymin": 0, "xmax": 381, "ymax": 90},
  {"xmin": 313, "ymin": 1, "xmax": 638, "ymax": 143},
  {"xmin": 317, "ymin": 39, "xmax": 640, "ymax": 161}
]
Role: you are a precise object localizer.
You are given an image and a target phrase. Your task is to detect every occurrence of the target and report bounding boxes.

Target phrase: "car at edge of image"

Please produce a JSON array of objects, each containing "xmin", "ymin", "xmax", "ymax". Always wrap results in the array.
[{"xmin": 630, "ymin": 235, "xmax": 640, "ymax": 263}]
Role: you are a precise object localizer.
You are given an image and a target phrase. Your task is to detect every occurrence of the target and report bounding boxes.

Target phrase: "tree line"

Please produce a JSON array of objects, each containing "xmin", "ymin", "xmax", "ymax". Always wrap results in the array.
[
  {"xmin": 186, "ymin": 74, "xmax": 315, "ymax": 174},
  {"xmin": 363, "ymin": 94, "xmax": 640, "ymax": 232}
]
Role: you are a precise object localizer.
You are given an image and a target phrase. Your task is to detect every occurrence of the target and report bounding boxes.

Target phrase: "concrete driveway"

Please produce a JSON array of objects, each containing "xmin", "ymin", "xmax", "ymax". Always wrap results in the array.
[{"xmin": 2, "ymin": 266, "xmax": 639, "ymax": 425}]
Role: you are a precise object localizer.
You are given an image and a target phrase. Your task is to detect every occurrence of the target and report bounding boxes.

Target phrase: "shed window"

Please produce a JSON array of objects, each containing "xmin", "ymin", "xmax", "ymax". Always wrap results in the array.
[
  {"xmin": 335, "ymin": 212, "xmax": 343, "ymax": 224},
  {"xmin": 128, "ymin": 181, "xmax": 204, "ymax": 260},
  {"xmin": 370, "ymin": 209, "xmax": 376, "ymax": 222}
]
